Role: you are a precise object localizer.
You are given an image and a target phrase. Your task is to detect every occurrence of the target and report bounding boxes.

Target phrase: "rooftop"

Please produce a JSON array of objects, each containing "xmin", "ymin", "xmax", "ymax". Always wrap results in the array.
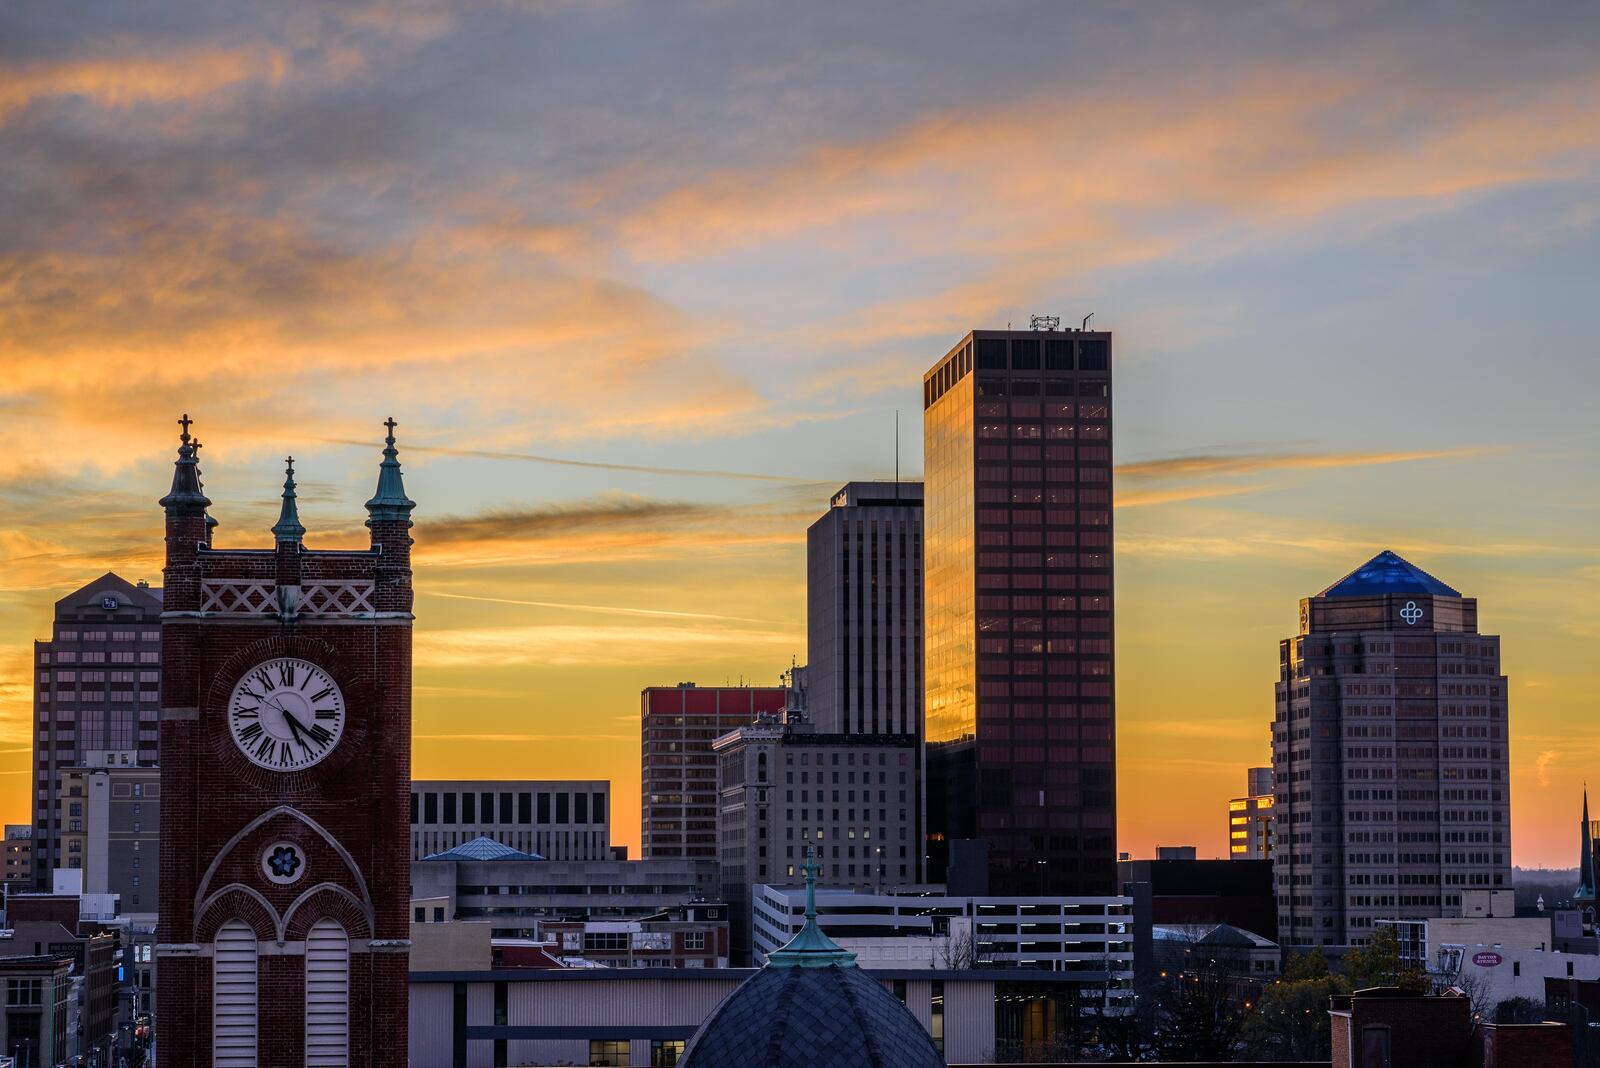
[
  {"xmin": 1318, "ymin": 550, "xmax": 1461, "ymax": 599},
  {"xmin": 423, "ymin": 836, "xmax": 545, "ymax": 862}
]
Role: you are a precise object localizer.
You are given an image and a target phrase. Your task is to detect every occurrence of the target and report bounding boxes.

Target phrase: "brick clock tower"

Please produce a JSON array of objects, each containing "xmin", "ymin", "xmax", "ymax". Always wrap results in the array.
[{"xmin": 156, "ymin": 416, "xmax": 414, "ymax": 1067}]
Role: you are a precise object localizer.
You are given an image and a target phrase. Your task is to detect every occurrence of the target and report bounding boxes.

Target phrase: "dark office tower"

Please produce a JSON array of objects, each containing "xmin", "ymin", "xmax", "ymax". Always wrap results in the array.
[
  {"xmin": 31, "ymin": 573, "xmax": 163, "ymax": 889},
  {"xmin": 921, "ymin": 327, "xmax": 1116, "ymax": 895},
  {"xmin": 806, "ymin": 481, "xmax": 924, "ymax": 737},
  {"xmin": 1273, "ymin": 551, "xmax": 1512, "ymax": 950}
]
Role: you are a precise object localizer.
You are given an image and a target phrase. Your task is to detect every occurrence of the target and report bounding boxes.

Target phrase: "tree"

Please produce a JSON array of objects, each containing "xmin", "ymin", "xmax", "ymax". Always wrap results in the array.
[
  {"xmin": 1495, "ymin": 996, "xmax": 1546, "ymax": 1024},
  {"xmin": 1241, "ymin": 950, "xmax": 1349, "ymax": 1061},
  {"xmin": 1341, "ymin": 927, "xmax": 1429, "ymax": 993},
  {"xmin": 1153, "ymin": 956, "xmax": 1245, "ymax": 1062}
]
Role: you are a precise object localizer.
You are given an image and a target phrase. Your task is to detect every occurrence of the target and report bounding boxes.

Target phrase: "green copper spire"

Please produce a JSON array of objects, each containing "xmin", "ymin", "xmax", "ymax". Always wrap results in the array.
[
  {"xmin": 272, "ymin": 456, "xmax": 306, "ymax": 543},
  {"xmin": 1579, "ymin": 787, "xmax": 1596, "ymax": 902},
  {"xmin": 158, "ymin": 413, "xmax": 211, "ymax": 513},
  {"xmin": 364, "ymin": 416, "xmax": 416, "ymax": 526},
  {"xmin": 766, "ymin": 848, "xmax": 857, "ymax": 969}
]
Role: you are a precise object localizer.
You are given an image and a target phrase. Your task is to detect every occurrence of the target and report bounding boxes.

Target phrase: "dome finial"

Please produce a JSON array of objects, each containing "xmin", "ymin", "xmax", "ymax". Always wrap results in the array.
[
  {"xmin": 766, "ymin": 847, "xmax": 856, "ymax": 969},
  {"xmin": 272, "ymin": 455, "xmax": 306, "ymax": 543}
]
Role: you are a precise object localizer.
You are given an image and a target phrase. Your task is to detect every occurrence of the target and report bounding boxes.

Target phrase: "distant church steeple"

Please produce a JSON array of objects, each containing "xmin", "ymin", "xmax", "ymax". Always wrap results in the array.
[
  {"xmin": 1578, "ymin": 787, "xmax": 1596, "ymax": 903},
  {"xmin": 272, "ymin": 456, "xmax": 306, "ymax": 544}
]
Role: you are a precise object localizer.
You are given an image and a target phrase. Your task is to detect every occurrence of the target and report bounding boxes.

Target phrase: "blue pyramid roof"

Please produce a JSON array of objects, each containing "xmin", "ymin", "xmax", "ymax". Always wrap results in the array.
[
  {"xmin": 424, "ymin": 836, "xmax": 544, "ymax": 862},
  {"xmin": 1319, "ymin": 550, "xmax": 1460, "ymax": 599}
]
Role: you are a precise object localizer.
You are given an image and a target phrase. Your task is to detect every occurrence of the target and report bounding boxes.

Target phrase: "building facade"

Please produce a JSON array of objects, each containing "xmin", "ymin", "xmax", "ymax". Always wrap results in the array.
[
  {"xmin": 751, "ymin": 883, "xmax": 1135, "ymax": 979},
  {"xmin": 1229, "ymin": 766, "xmax": 1275, "ymax": 861},
  {"xmin": 409, "ymin": 965, "xmax": 1096, "ymax": 1067},
  {"xmin": 806, "ymin": 481, "xmax": 924, "ymax": 737},
  {"xmin": 1273, "ymin": 550, "xmax": 1512, "ymax": 949},
  {"xmin": 53, "ymin": 755, "xmax": 160, "ymax": 918},
  {"xmin": 31, "ymin": 573, "xmax": 162, "ymax": 890},
  {"xmin": 156, "ymin": 422, "xmax": 413, "ymax": 1066},
  {"xmin": 410, "ymin": 780, "xmax": 611, "ymax": 860},
  {"xmin": 4, "ymin": 825, "xmax": 33, "ymax": 887},
  {"xmin": 641, "ymin": 684, "xmax": 787, "ymax": 861},
  {"xmin": 712, "ymin": 719, "xmax": 920, "ymax": 962},
  {"xmin": 0, "ymin": 954, "xmax": 73, "ymax": 1068},
  {"xmin": 411, "ymin": 841, "xmax": 719, "ymax": 936},
  {"xmin": 922, "ymin": 327, "xmax": 1116, "ymax": 895}
]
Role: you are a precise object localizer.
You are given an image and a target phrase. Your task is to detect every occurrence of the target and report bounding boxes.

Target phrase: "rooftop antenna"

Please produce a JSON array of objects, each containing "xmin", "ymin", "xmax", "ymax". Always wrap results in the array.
[
  {"xmin": 894, "ymin": 409, "xmax": 900, "ymax": 501},
  {"xmin": 1082, "ymin": 313, "xmax": 1094, "ymax": 331}
]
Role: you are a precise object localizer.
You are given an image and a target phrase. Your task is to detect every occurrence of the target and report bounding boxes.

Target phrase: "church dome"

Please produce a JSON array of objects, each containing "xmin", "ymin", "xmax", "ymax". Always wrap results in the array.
[{"xmin": 679, "ymin": 857, "xmax": 945, "ymax": 1068}]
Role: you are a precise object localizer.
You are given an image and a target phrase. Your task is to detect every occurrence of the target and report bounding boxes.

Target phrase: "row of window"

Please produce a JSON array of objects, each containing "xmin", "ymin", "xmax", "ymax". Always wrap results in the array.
[{"xmin": 412, "ymin": 790, "xmax": 607, "ymax": 827}]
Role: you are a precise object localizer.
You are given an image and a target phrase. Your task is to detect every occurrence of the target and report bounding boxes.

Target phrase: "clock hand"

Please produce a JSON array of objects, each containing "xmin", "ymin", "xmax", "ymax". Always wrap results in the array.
[{"xmin": 282, "ymin": 710, "xmax": 311, "ymax": 746}]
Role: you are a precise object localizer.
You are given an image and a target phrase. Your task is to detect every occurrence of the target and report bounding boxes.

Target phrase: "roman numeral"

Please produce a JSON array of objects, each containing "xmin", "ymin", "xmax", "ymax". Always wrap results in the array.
[
  {"xmin": 277, "ymin": 662, "xmax": 295, "ymax": 687},
  {"xmin": 255, "ymin": 670, "xmax": 274, "ymax": 692},
  {"xmin": 310, "ymin": 686, "xmax": 333, "ymax": 702},
  {"xmin": 254, "ymin": 735, "xmax": 275, "ymax": 762},
  {"xmin": 237, "ymin": 722, "xmax": 263, "ymax": 743},
  {"xmin": 315, "ymin": 710, "xmax": 338, "ymax": 721},
  {"xmin": 278, "ymin": 745, "xmax": 292, "ymax": 767},
  {"xmin": 308, "ymin": 724, "xmax": 334, "ymax": 747},
  {"xmin": 232, "ymin": 706, "xmax": 259, "ymax": 720}
]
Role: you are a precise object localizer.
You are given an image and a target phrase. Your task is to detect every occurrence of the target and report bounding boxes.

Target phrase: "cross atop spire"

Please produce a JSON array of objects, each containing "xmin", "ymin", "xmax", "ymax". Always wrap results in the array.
[
  {"xmin": 766, "ymin": 846, "xmax": 857, "ymax": 969},
  {"xmin": 272, "ymin": 455, "xmax": 305, "ymax": 544},
  {"xmin": 159, "ymin": 413, "xmax": 210, "ymax": 514},
  {"xmin": 365, "ymin": 416, "xmax": 416, "ymax": 527}
]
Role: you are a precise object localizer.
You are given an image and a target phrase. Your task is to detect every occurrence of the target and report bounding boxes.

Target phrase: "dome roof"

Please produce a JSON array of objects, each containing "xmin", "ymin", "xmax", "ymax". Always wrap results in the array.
[
  {"xmin": 679, "ymin": 961, "xmax": 945, "ymax": 1068},
  {"xmin": 680, "ymin": 854, "xmax": 944, "ymax": 1068}
]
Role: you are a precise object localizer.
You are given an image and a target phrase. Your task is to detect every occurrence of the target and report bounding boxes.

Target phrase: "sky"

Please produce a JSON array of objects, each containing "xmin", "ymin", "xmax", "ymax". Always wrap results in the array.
[{"xmin": 1, "ymin": 0, "xmax": 1597, "ymax": 867}]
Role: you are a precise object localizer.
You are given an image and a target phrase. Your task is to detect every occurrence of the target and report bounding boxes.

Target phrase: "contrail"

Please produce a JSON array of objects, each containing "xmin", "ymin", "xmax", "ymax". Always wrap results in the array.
[
  {"xmin": 317, "ymin": 437, "xmax": 817, "ymax": 484},
  {"xmin": 426, "ymin": 590, "xmax": 788, "ymax": 626}
]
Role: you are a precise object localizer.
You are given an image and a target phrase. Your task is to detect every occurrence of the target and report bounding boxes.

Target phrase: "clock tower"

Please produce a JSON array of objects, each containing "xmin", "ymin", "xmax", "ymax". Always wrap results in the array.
[{"xmin": 156, "ymin": 417, "xmax": 414, "ymax": 1067}]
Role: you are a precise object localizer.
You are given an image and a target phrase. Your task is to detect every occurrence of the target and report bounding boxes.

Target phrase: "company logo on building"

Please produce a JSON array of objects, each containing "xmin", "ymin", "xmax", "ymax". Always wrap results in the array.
[
  {"xmin": 1400, "ymin": 600, "xmax": 1423, "ymax": 625},
  {"xmin": 1472, "ymin": 951, "xmax": 1503, "ymax": 967},
  {"xmin": 101, "ymin": 596, "xmax": 120, "ymax": 610}
]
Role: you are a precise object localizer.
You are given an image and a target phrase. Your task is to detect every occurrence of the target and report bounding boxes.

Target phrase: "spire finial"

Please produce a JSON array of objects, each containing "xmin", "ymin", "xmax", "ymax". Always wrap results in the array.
[
  {"xmin": 272, "ymin": 454, "xmax": 306, "ymax": 543},
  {"xmin": 1578, "ymin": 788, "xmax": 1596, "ymax": 903},
  {"xmin": 160, "ymin": 414, "xmax": 210, "ymax": 514},
  {"xmin": 766, "ymin": 845, "xmax": 856, "ymax": 969},
  {"xmin": 366, "ymin": 416, "xmax": 416, "ymax": 527}
]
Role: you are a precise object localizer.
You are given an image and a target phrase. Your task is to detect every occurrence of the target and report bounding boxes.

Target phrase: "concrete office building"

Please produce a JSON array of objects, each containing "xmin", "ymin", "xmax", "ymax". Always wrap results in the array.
[
  {"xmin": 751, "ymin": 884, "xmax": 1135, "ymax": 979},
  {"xmin": 642, "ymin": 683, "xmax": 787, "ymax": 860},
  {"xmin": 713, "ymin": 717, "xmax": 919, "ymax": 961},
  {"xmin": 408, "ymin": 965, "xmax": 1099, "ymax": 1067},
  {"xmin": 0, "ymin": 954, "xmax": 73, "ymax": 1068},
  {"xmin": 411, "ymin": 837, "xmax": 718, "ymax": 936},
  {"xmin": 807, "ymin": 481, "xmax": 924, "ymax": 737},
  {"xmin": 1229, "ymin": 766, "xmax": 1275, "ymax": 861},
  {"xmin": 53, "ymin": 754, "xmax": 159, "ymax": 919},
  {"xmin": 31, "ymin": 574, "xmax": 161, "ymax": 889},
  {"xmin": 922, "ymin": 326, "xmax": 1117, "ymax": 895},
  {"xmin": 1273, "ymin": 551, "xmax": 1512, "ymax": 949},
  {"xmin": 411, "ymin": 780, "xmax": 611, "ymax": 860},
  {"xmin": 4, "ymin": 825, "xmax": 32, "ymax": 887}
]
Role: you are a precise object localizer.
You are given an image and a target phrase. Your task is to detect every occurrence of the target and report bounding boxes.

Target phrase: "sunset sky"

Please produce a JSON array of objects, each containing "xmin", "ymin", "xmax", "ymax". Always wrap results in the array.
[{"xmin": 2, "ymin": 1, "xmax": 1597, "ymax": 867}]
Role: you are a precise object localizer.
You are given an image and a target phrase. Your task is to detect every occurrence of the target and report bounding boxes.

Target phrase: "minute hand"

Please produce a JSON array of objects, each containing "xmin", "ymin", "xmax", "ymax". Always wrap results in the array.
[{"xmin": 282, "ymin": 711, "xmax": 311, "ymax": 746}]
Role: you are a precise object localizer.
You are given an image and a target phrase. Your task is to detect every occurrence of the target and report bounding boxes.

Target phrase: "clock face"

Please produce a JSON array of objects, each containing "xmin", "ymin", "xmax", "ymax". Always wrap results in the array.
[{"xmin": 227, "ymin": 658, "xmax": 346, "ymax": 770}]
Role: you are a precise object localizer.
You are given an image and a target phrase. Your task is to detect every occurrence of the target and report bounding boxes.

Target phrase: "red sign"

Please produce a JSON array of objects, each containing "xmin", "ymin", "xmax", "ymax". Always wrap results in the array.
[{"xmin": 1472, "ymin": 951, "xmax": 1503, "ymax": 968}]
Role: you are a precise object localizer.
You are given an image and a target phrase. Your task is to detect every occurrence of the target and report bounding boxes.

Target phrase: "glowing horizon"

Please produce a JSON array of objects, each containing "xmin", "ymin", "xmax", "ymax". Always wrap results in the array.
[{"xmin": 3, "ymin": 2, "xmax": 1598, "ymax": 869}]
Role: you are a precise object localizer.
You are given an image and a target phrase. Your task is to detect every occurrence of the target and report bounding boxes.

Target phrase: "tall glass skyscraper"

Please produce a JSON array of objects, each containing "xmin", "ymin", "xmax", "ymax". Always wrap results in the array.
[{"xmin": 921, "ymin": 327, "xmax": 1116, "ymax": 895}]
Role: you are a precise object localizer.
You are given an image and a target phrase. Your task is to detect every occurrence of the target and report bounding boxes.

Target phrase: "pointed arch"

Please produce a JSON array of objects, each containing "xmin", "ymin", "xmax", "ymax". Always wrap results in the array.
[
  {"xmin": 305, "ymin": 917, "xmax": 350, "ymax": 1067},
  {"xmin": 213, "ymin": 919, "xmax": 259, "ymax": 1067}
]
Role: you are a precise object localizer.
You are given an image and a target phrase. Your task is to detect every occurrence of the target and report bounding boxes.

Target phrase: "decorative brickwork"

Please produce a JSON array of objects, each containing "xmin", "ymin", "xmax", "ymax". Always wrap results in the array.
[{"xmin": 157, "ymin": 419, "xmax": 412, "ymax": 1067}]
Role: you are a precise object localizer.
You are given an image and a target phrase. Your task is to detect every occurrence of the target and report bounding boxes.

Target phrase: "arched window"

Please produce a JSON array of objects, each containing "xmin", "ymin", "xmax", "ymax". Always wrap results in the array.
[
  {"xmin": 214, "ymin": 919, "xmax": 258, "ymax": 1067},
  {"xmin": 305, "ymin": 918, "xmax": 350, "ymax": 1066}
]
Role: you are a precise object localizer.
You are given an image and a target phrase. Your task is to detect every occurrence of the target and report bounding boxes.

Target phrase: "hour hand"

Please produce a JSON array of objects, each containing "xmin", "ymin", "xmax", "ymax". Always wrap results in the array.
[{"xmin": 282, "ymin": 711, "xmax": 309, "ymax": 744}]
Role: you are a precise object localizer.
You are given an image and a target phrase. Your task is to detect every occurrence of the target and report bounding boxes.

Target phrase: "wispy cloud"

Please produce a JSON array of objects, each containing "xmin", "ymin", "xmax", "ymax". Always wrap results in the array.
[
  {"xmin": 428, "ymin": 590, "xmax": 786, "ymax": 626},
  {"xmin": 1116, "ymin": 448, "xmax": 1495, "ymax": 482}
]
